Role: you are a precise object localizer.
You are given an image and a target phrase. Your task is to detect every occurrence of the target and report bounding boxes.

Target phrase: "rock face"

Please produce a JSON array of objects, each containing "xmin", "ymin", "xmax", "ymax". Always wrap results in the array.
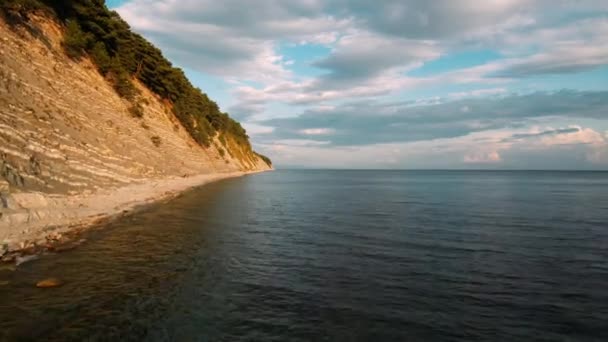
[{"xmin": 0, "ymin": 15, "xmax": 272, "ymax": 250}]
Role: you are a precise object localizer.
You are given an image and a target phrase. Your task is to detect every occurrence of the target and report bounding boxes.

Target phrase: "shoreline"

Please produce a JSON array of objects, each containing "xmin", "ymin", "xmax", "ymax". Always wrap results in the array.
[{"xmin": 1, "ymin": 169, "xmax": 270, "ymax": 262}]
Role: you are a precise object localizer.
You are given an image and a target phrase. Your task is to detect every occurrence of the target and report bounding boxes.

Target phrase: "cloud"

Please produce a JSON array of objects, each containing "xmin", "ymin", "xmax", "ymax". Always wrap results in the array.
[
  {"xmin": 117, "ymin": 0, "xmax": 608, "ymax": 85},
  {"xmin": 463, "ymin": 125, "xmax": 608, "ymax": 168},
  {"xmin": 497, "ymin": 45, "xmax": 608, "ymax": 77},
  {"xmin": 449, "ymin": 88, "xmax": 508, "ymax": 99},
  {"xmin": 501, "ymin": 125, "xmax": 606, "ymax": 149},
  {"xmin": 326, "ymin": 0, "xmax": 529, "ymax": 39},
  {"xmin": 254, "ymin": 124, "xmax": 608, "ymax": 169},
  {"xmin": 491, "ymin": 18, "xmax": 608, "ymax": 77},
  {"xmin": 464, "ymin": 151, "xmax": 502, "ymax": 164},
  {"xmin": 499, "ymin": 126, "xmax": 608, "ymax": 168},
  {"xmin": 300, "ymin": 128, "xmax": 335, "ymax": 135},
  {"xmin": 537, "ymin": 126, "xmax": 606, "ymax": 148},
  {"xmin": 269, "ymin": 139, "xmax": 331, "ymax": 147},
  {"xmin": 258, "ymin": 90, "xmax": 608, "ymax": 146},
  {"xmin": 116, "ymin": 0, "xmax": 348, "ymax": 83},
  {"xmin": 311, "ymin": 32, "xmax": 440, "ymax": 86},
  {"xmin": 227, "ymin": 102, "xmax": 266, "ymax": 121},
  {"xmin": 505, "ymin": 127, "xmax": 581, "ymax": 141},
  {"xmin": 230, "ymin": 61, "xmax": 509, "ymax": 115}
]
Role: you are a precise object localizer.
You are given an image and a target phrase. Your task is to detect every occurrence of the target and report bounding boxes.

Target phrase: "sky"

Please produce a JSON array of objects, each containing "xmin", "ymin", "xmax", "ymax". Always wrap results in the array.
[{"xmin": 109, "ymin": 0, "xmax": 608, "ymax": 169}]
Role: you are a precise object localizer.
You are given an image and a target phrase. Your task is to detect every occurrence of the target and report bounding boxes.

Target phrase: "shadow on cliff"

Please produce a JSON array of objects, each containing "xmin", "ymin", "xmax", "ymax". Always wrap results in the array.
[{"xmin": 1, "ymin": 6, "xmax": 52, "ymax": 50}]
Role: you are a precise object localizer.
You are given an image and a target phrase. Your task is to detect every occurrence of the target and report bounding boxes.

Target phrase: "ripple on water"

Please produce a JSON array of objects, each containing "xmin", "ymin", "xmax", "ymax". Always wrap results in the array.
[{"xmin": 1, "ymin": 170, "xmax": 608, "ymax": 341}]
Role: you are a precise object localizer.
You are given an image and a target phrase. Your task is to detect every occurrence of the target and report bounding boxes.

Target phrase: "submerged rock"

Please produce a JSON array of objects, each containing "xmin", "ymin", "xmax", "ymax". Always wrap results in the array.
[
  {"xmin": 15, "ymin": 254, "xmax": 38, "ymax": 266},
  {"xmin": 0, "ymin": 280, "xmax": 9, "ymax": 286},
  {"xmin": 36, "ymin": 278, "xmax": 63, "ymax": 288}
]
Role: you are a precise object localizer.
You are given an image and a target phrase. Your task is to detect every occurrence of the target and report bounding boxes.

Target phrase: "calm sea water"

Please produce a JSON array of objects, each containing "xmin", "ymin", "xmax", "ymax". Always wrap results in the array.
[{"xmin": 1, "ymin": 170, "xmax": 608, "ymax": 341}]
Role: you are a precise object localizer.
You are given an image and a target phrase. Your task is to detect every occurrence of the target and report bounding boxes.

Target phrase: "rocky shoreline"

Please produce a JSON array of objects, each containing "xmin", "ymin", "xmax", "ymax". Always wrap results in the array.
[{"xmin": 0, "ymin": 170, "xmax": 270, "ymax": 264}]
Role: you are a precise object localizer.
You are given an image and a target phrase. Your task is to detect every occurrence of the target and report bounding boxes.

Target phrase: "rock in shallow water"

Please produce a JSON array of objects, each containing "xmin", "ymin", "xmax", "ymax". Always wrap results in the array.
[
  {"xmin": 36, "ymin": 278, "xmax": 63, "ymax": 288},
  {"xmin": 15, "ymin": 254, "xmax": 38, "ymax": 266}
]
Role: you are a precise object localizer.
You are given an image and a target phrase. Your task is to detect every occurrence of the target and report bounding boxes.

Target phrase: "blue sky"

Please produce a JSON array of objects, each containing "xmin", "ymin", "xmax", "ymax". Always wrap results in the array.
[{"xmin": 110, "ymin": 0, "xmax": 608, "ymax": 169}]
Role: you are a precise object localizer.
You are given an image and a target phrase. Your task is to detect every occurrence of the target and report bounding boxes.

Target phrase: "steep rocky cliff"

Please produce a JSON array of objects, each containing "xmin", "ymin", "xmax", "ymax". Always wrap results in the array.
[{"xmin": 0, "ymin": 12, "xmax": 271, "ymax": 252}]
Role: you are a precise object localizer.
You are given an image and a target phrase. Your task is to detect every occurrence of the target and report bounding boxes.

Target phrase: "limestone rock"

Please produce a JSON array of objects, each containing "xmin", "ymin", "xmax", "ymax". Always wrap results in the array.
[
  {"xmin": 0, "ymin": 179, "xmax": 9, "ymax": 193},
  {"xmin": 15, "ymin": 254, "xmax": 38, "ymax": 266},
  {"xmin": 36, "ymin": 277, "xmax": 62, "ymax": 288},
  {"xmin": 11, "ymin": 193, "xmax": 48, "ymax": 209}
]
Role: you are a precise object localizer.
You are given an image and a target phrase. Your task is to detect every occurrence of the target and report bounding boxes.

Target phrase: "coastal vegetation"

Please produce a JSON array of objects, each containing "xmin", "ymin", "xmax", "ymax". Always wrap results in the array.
[
  {"xmin": 1, "ymin": 0, "xmax": 258, "ymax": 155},
  {"xmin": 255, "ymin": 153, "xmax": 273, "ymax": 167}
]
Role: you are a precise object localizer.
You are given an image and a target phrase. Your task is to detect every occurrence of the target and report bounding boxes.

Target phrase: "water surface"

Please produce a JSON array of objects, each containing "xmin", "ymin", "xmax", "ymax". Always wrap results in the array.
[{"xmin": 1, "ymin": 170, "xmax": 607, "ymax": 341}]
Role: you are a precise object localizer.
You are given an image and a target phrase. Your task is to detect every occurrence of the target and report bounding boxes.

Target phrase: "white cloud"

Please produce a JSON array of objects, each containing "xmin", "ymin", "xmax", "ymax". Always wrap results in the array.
[
  {"xmin": 538, "ymin": 126, "xmax": 605, "ymax": 147},
  {"xmin": 116, "ymin": 0, "xmax": 349, "ymax": 84},
  {"xmin": 271, "ymin": 139, "xmax": 331, "ymax": 146},
  {"xmin": 464, "ymin": 151, "xmax": 502, "ymax": 164},
  {"xmin": 312, "ymin": 32, "xmax": 441, "ymax": 85},
  {"xmin": 300, "ymin": 128, "xmax": 335, "ymax": 135},
  {"xmin": 450, "ymin": 88, "xmax": 507, "ymax": 99}
]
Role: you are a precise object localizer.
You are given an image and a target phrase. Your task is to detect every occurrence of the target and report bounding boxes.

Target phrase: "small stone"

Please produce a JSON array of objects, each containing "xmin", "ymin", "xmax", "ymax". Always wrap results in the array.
[
  {"xmin": 0, "ymin": 193, "xmax": 9, "ymax": 210},
  {"xmin": 46, "ymin": 232, "xmax": 62, "ymax": 242},
  {"xmin": 36, "ymin": 278, "xmax": 63, "ymax": 288},
  {"xmin": 0, "ymin": 179, "xmax": 9, "ymax": 193}
]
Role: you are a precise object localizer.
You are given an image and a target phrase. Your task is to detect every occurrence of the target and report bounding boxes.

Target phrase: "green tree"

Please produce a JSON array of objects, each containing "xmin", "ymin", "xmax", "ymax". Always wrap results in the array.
[
  {"xmin": 63, "ymin": 20, "xmax": 90, "ymax": 58},
  {"xmin": 90, "ymin": 41, "xmax": 111, "ymax": 75},
  {"xmin": 106, "ymin": 57, "xmax": 136, "ymax": 99}
]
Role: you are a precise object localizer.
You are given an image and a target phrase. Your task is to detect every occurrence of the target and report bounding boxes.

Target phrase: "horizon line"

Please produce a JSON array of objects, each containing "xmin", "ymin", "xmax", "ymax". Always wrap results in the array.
[{"xmin": 272, "ymin": 168, "xmax": 608, "ymax": 172}]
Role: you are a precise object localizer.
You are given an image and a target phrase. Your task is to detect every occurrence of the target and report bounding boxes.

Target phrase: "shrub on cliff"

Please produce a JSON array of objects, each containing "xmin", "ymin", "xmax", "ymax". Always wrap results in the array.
[
  {"xmin": 128, "ymin": 102, "xmax": 144, "ymax": 118},
  {"xmin": 255, "ymin": 153, "xmax": 273, "ymax": 167},
  {"xmin": 107, "ymin": 60, "xmax": 138, "ymax": 100},
  {"xmin": 0, "ymin": 0, "xmax": 49, "ymax": 23},
  {"xmin": 90, "ymin": 41, "xmax": 111, "ymax": 74},
  {"xmin": 63, "ymin": 20, "xmax": 90, "ymax": 58}
]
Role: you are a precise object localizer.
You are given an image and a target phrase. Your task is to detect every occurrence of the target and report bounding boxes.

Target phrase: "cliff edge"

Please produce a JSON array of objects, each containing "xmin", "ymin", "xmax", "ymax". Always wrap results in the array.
[{"xmin": 0, "ymin": 5, "xmax": 272, "ymax": 254}]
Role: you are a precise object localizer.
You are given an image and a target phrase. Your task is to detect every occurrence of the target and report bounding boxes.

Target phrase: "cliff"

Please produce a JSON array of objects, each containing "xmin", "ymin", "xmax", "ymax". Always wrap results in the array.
[{"xmin": 0, "ymin": 8, "xmax": 271, "ymax": 254}]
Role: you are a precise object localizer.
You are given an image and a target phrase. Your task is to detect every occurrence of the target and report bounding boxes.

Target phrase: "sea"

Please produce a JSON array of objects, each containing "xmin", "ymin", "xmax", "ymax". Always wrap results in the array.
[{"xmin": 1, "ymin": 170, "xmax": 607, "ymax": 341}]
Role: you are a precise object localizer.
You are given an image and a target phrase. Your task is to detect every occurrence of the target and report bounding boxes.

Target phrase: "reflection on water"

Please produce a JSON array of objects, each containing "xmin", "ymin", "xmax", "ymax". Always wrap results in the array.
[{"xmin": 1, "ymin": 171, "xmax": 608, "ymax": 341}]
